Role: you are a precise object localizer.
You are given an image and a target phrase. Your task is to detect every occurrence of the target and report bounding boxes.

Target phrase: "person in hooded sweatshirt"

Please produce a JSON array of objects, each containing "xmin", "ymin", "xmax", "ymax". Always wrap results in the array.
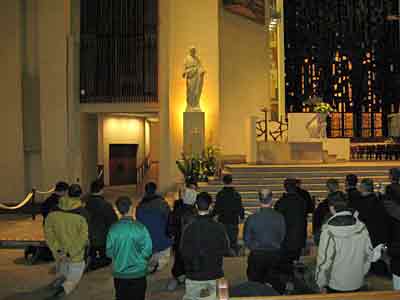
[
  {"xmin": 136, "ymin": 182, "xmax": 172, "ymax": 273},
  {"xmin": 384, "ymin": 168, "xmax": 400, "ymax": 290},
  {"xmin": 315, "ymin": 192, "xmax": 374, "ymax": 293},
  {"xmin": 166, "ymin": 180, "xmax": 198, "ymax": 291},
  {"xmin": 44, "ymin": 184, "xmax": 89, "ymax": 300}
]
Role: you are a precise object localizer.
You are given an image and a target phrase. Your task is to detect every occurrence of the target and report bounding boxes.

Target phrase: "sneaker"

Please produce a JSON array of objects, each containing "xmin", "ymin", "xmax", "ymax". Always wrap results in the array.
[
  {"xmin": 177, "ymin": 275, "xmax": 186, "ymax": 284},
  {"xmin": 167, "ymin": 279, "xmax": 178, "ymax": 291},
  {"xmin": 45, "ymin": 286, "xmax": 66, "ymax": 300}
]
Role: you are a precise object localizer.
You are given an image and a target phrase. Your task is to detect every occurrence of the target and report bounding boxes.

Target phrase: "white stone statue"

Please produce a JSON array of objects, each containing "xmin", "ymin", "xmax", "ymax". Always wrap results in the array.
[{"xmin": 183, "ymin": 47, "xmax": 206, "ymax": 112}]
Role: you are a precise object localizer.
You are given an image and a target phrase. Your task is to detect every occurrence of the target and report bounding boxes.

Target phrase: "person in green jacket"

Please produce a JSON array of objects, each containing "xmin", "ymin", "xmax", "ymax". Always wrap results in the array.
[
  {"xmin": 107, "ymin": 196, "xmax": 152, "ymax": 300},
  {"xmin": 44, "ymin": 184, "xmax": 89, "ymax": 300}
]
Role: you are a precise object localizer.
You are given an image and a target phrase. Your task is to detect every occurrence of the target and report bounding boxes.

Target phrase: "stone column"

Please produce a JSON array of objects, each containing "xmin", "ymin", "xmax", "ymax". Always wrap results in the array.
[
  {"xmin": 246, "ymin": 116, "xmax": 259, "ymax": 164},
  {"xmin": 0, "ymin": 0, "xmax": 25, "ymax": 202},
  {"xmin": 38, "ymin": 0, "xmax": 80, "ymax": 189}
]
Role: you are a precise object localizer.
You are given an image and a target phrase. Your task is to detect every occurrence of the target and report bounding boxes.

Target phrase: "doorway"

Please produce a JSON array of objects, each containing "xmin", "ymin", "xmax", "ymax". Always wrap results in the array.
[{"xmin": 109, "ymin": 144, "xmax": 138, "ymax": 186}]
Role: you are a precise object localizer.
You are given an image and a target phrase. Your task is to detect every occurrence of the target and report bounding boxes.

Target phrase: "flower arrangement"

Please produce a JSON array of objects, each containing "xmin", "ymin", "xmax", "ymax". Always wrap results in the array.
[
  {"xmin": 313, "ymin": 102, "xmax": 334, "ymax": 113},
  {"xmin": 176, "ymin": 145, "xmax": 220, "ymax": 182}
]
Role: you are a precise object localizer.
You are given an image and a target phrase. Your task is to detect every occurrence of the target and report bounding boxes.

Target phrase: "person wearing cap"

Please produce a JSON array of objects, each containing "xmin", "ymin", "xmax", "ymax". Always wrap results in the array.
[
  {"xmin": 243, "ymin": 189, "xmax": 286, "ymax": 293},
  {"xmin": 384, "ymin": 168, "xmax": 400, "ymax": 289},
  {"xmin": 41, "ymin": 181, "xmax": 69, "ymax": 222},
  {"xmin": 181, "ymin": 192, "xmax": 230, "ymax": 300},
  {"xmin": 44, "ymin": 184, "xmax": 89, "ymax": 299},
  {"xmin": 106, "ymin": 196, "xmax": 152, "ymax": 300},
  {"xmin": 166, "ymin": 181, "xmax": 198, "ymax": 291}
]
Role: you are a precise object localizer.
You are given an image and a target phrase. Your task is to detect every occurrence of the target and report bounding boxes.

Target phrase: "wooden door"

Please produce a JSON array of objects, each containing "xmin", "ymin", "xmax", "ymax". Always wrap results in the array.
[{"xmin": 109, "ymin": 144, "xmax": 137, "ymax": 186}]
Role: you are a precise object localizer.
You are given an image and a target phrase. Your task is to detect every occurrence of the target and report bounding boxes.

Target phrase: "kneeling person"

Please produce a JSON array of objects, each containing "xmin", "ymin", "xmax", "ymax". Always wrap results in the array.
[
  {"xmin": 44, "ymin": 184, "xmax": 89, "ymax": 299},
  {"xmin": 181, "ymin": 192, "xmax": 230, "ymax": 300},
  {"xmin": 244, "ymin": 189, "xmax": 286, "ymax": 293},
  {"xmin": 107, "ymin": 197, "xmax": 152, "ymax": 300}
]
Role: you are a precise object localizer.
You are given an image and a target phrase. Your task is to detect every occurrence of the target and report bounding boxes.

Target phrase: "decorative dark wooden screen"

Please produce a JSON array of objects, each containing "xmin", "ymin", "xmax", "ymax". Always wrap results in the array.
[
  {"xmin": 284, "ymin": 0, "xmax": 400, "ymax": 137},
  {"xmin": 80, "ymin": 0, "xmax": 158, "ymax": 103}
]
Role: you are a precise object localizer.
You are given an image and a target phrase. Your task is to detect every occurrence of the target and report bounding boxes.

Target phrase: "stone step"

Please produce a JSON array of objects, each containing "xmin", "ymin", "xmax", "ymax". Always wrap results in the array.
[
  {"xmin": 224, "ymin": 171, "xmax": 388, "ymax": 179},
  {"xmin": 225, "ymin": 164, "xmax": 396, "ymax": 173},
  {"xmin": 200, "ymin": 181, "xmax": 390, "ymax": 193},
  {"xmin": 207, "ymin": 175, "xmax": 388, "ymax": 185},
  {"xmin": 207, "ymin": 190, "xmax": 329, "ymax": 200}
]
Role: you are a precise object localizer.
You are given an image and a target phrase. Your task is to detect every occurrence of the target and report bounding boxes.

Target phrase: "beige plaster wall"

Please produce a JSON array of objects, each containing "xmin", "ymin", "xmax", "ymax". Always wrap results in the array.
[
  {"xmin": 219, "ymin": 8, "xmax": 268, "ymax": 157},
  {"xmin": 102, "ymin": 116, "xmax": 145, "ymax": 185},
  {"xmin": 145, "ymin": 120, "xmax": 151, "ymax": 158},
  {"xmin": 38, "ymin": 0, "xmax": 70, "ymax": 189},
  {"xmin": 168, "ymin": 0, "xmax": 220, "ymax": 179},
  {"xmin": 0, "ymin": 0, "xmax": 26, "ymax": 202},
  {"xmin": 80, "ymin": 113, "xmax": 98, "ymax": 193},
  {"xmin": 149, "ymin": 122, "xmax": 160, "ymax": 163}
]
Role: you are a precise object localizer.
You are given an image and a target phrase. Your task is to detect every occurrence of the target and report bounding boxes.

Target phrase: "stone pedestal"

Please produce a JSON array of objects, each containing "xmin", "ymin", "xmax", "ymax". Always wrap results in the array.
[{"xmin": 184, "ymin": 111, "xmax": 205, "ymax": 156}]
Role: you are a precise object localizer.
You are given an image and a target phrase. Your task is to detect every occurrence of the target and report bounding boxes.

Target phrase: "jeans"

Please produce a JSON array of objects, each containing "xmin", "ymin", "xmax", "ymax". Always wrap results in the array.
[
  {"xmin": 149, "ymin": 247, "xmax": 171, "ymax": 272},
  {"xmin": 183, "ymin": 279, "xmax": 217, "ymax": 300},
  {"xmin": 114, "ymin": 277, "xmax": 147, "ymax": 300},
  {"xmin": 55, "ymin": 259, "xmax": 85, "ymax": 295},
  {"xmin": 247, "ymin": 250, "xmax": 284, "ymax": 294},
  {"xmin": 393, "ymin": 274, "xmax": 400, "ymax": 290},
  {"xmin": 223, "ymin": 224, "xmax": 239, "ymax": 253}
]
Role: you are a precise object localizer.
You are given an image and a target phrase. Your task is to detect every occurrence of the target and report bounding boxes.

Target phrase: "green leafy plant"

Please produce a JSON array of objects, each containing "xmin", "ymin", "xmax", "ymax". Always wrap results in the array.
[
  {"xmin": 176, "ymin": 145, "xmax": 220, "ymax": 182},
  {"xmin": 313, "ymin": 102, "xmax": 334, "ymax": 113}
]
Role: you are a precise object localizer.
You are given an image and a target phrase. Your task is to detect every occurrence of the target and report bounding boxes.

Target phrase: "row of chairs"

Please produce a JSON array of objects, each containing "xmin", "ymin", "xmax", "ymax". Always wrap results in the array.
[{"xmin": 351, "ymin": 144, "xmax": 400, "ymax": 160}]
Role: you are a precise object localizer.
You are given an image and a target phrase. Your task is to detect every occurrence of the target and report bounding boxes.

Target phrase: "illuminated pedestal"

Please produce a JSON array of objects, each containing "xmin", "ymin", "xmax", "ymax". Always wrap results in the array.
[{"xmin": 183, "ymin": 111, "xmax": 205, "ymax": 156}]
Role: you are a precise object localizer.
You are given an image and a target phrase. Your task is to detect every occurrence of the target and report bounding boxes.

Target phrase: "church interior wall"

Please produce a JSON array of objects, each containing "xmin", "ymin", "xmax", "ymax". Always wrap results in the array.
[
  {"xmin": 80, "ymin": 113, "xmax": 98, "ymax": 193},
  {"xmin": 168, "ymin": 0, "xmax": 220, "ymax": 182},
  {"xmin": 0, "ymin": 0, "xmax": 26, "ymax": 203},
  {"xmin": 149, "ymin": 121, "xmax": 160, "ymax": 164},
  {"xmin": 102, "ymin": 115, "xmax": 146, "ymax": 186},
  {"xmin": 219, "ymin": 6, "xmax": 269, "ymax": 158}
]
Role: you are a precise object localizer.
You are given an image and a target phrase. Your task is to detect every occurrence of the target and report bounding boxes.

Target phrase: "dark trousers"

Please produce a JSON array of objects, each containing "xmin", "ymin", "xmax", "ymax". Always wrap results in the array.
[
  {"xmin": 247, "ymin": 250, "xmax": 285, "ymax": 294},
  {"xmin": 224, "ymin": 224, "xmax": 239, "ymax": 252},
  {"xmin": 89, "ymin": 246, "xmax": 111, "ymax": 270},
  {"xmin": 279, "ymin": 248, "xmax": 302, "ymax": 276},
  {"xmin": 171, "ymin": 246, "xmax": 185, "ymax": 279},
  {"xmin": 114, "ymin": 277, "xmax": 147, "ymax": 300}
]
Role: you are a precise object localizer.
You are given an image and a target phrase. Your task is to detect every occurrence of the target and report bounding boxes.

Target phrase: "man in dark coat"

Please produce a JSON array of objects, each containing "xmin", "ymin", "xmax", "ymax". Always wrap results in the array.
[
  {"xmin": 275, "ymin": 178, "xmax": 307, "ymax": 271},
  {"xmin": 296, "ymin": 179, "xmax": 315, "ymax": 216},
  {"xmin": 345, "ymin": 174, "xmax": 362, "ymax": 210},
  {"xmin": 167, "ymin": 181, "xmax": 198, "ymax": 291},
  {"xmin": 41, "ymin": 181, "xmax": 69, "ymax": 221},
  {"xmin": 384, "ymin": 168, "xmax": 400, "ymax": 289},
  {"xmin": 85, "ymin": 180, "xmax": 118, "ymax": 270},
  {"xmin": 136, "ymin": 182, "xmax": 172, "ymax": 273},
  {"xmin": 313, "ymin": 179, "xmax": 341, "ymax": 245},
  {"xmin": 211, "ymin": 174, "xmax": 245, "ymax": 255},
  {"xmin": 181, "ymin": 192, "xmax": 230, "ymax": 300}
]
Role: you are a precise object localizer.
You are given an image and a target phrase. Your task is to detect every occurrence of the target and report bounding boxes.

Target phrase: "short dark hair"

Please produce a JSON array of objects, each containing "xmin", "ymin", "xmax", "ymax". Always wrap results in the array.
[
  {"xmin": 68, "ymin": 184, "xmax": 82, "ymax": 198},
  {"xmin": 55, "ymin": 181, "xmax": 69, "ymax": 192},
  {"xmin": 328, "ymin": 191, "xmax": 348, "ymax": 212},
  {"xmin": 185, "ymin": 177, "xmax": 198, "ymax": 188},
  {"xmin": 90, "ymin": 180, "xmax": 104, "ymax": 194},
  {"xmin": 196, "ymin": 192, "xmax": 212, "ymax": 211},
  {"xmin": 327, "ymin": 179, "xmax": 339, "ymax": 192},
  {"xmin": 346, "ymin": 174, "xmax": 358, "ymax": 187},
  {"xmin": 223, "ymin": 174, "xmax": 233, "ymax": 185},
  {"xmin": 116, "ymin": 196, "xmax": 132, "ymax": 215},
  {"xmin": 284, "ymin": 178, "xmax": 297, "ymax": 193},
  {"xmin": 145, "ymin": 182, "xmax": 157, "ymax": 194},
  {"xmin": 360, "ymin": 178, "xmax": 374, "ymax": 192}
]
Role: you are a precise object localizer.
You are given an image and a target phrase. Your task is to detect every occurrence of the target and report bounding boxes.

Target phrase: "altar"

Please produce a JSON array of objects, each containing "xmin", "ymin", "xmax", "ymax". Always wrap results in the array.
[{"xmin": 254, "ymin": 113, "xmax": 351, "ymax": 164}]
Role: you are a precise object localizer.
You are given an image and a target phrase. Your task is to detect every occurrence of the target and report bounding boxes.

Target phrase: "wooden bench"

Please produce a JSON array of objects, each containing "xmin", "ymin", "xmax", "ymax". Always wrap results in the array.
[{"xmin": 217, "ymin": 279, "xmax": 400, "ymax": 300}]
